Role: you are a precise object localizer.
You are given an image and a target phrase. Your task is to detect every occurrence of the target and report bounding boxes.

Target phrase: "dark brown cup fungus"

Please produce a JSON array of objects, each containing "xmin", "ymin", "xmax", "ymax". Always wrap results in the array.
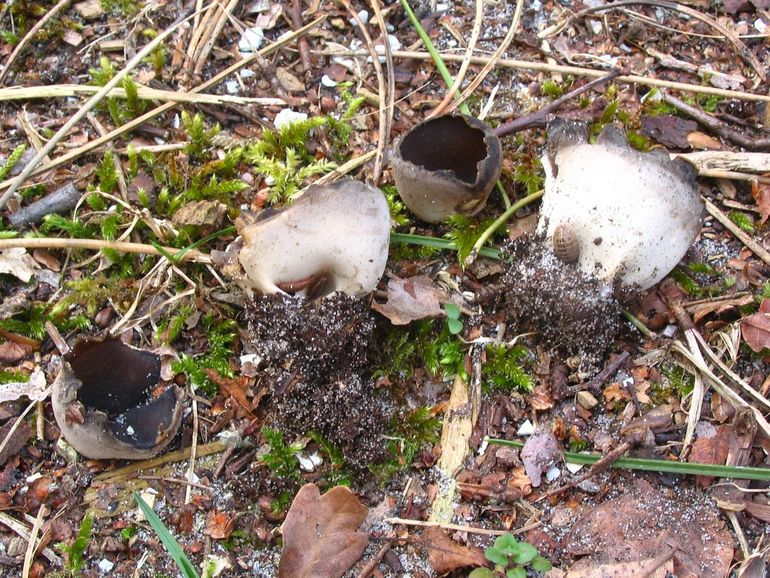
[
  {"xmin": 52, "ymin": 338, "xmax": 184, "ymax": 460},
  {"xmin": 392, "ymin": 114, "xmax": 502, "ymax": 223}
]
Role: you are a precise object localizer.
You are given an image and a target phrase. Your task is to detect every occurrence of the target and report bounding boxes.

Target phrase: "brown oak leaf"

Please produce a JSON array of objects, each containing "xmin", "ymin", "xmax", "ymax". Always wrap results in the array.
[
  {"xmin": 424, "ymin": 526, "xmax": 488, "ymax": 574},
  {"xmin": 279, "ymin": 484, "xmax": 369, "ymax": 578},
  {"xmin": 741, "ymin": 299, "xmax": 770, "ymax": 352},
  {"xmin": 203, "ymin": 510, "xmax": 235, "ymax": 540},
  {"xmin": 372, "ymin": 275, "xmax": 447, "ymax": 325},
  {"xmin": 752, "ymin": 181, "xmax": 770, "ymax": 225}
]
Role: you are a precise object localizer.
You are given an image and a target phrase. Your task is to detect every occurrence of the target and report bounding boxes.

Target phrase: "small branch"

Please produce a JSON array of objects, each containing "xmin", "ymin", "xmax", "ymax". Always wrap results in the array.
[
  {"xmin": 661, "ymin": 92, "xmax": 770, "ymax": 150},
  {"xmin": 704, "ymin": 198, "xmax": 770, "ymax": 268},
  {"xmin": 356, "ymin": 543, "xmax": 392, "ymax": 578},
  {"xmin": 7, "ymin": 183, "xmax": 81, "ymax": 229},
  {"xmin": 383, "ymin": 517, "xmax": 543, "ymax": 536},
  {"xmin": 494, "ymin": 69, "xmax": 624, "ymax": 137},
  {"xmin": 289, "ymin": 0, "xmax": 313, "ymax": 73},
  {"xmin": 0, "ymin": 237, "xmax": 211, "ymax": 264},
  {"xmin": 566, "ymin": 350, "xmax": 631, "ymax": 395},
  {"xmin": 0, "ymin": 0, "xmax": 71, "ymax": 85}
]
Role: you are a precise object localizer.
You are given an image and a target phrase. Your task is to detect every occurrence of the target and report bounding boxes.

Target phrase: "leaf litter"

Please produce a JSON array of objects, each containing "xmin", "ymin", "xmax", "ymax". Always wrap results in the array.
[{"xmin": 1, "ymin": 0, "xmax": 770, "ymax": 576}]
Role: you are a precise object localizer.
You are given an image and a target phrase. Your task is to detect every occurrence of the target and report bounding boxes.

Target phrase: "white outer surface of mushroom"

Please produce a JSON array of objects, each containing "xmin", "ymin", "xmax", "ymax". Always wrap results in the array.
[
  {"xmin": 51, "ymin": 362, "xmax": 183, "ymax": 460},
  {"xmin": 538, "ymin": 124, "xmax": 703, "ymax": 290},
  {"xmin": 238, "ymin": 178, "xmax": 390, "ymax": 296}
]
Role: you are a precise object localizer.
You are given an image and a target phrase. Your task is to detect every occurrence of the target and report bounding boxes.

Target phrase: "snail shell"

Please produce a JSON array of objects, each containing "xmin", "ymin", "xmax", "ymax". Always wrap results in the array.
[{"xmin": 552, "ymin": 224, "xmax": 580, "ymax": 264}]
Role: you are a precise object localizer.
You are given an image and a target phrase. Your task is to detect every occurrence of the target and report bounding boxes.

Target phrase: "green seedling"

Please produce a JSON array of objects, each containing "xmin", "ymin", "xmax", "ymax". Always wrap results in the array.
[
  {"xmin": 52, "ymin": 512, "xmax": 94, "ymax": 577},
  {"xmin": 444, "ymin": 303, "xmax": 463, "ymax": 335},
  {"xmin": 469, "ymin": 533, "xmax": 552, "ymax": 578},
  {"xmin": 261, "ymin": 426, "xmax": 304, "ymax": 481}
]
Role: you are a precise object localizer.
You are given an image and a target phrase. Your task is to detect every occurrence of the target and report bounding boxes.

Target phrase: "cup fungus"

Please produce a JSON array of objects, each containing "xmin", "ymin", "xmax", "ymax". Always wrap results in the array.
[
  {"xmin": 52, "ymin": 338, "xmax": 184, "ymax": 460},
  {"xmin": 234, "ymin": 178, "xmax": 390, "ymax": 297},
  {"xmin": 392, "ymin": 114, "xmax": 502, "ymax": 223},
  {"xmin": 538, "ymin": 119, "xmax": 703, "ymax": 290}
]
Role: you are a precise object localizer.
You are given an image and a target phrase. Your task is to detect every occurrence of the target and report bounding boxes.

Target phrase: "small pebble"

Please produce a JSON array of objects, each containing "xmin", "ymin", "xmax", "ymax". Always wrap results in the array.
[
  {"xmin": 576, "ymin": 391, "xmax": 599, "ymax": 410},
  {"xmin": 517, "ymin": 419, "xmax": 535, "ymax": 436},
  {"xmin": 98, "ymin": 559, "xmax": 115, "ymax": 573}
]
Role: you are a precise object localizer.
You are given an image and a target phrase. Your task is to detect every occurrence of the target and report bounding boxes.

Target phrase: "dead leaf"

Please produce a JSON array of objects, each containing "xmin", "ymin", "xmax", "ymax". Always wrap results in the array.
[
  {"xmin": 204, "ymin": 369, "xmax": 255, "ymax": 418},
  {"xmin": 372, "ymin": 275, "xmax": 447, "ymax": 325},
  {"xmin": 741, "ymin": 299, "xmax": 770, "ymax": 352},
  {"xmin": 0, "ymin": 341, "xmax": 33, "ymax": 363},
  {"xmin": 562, "ymin": 478, "xmax": 733, "ymax": 578},
  {"xmin": 0, "ymin": 248, "xmax": 38, "ymax": 283},
  {"xmin": 520, "ymin": 427, "xmax": 562, "ymax": 487},
  {"xmin": 640, "ymin": 115, "xmax": 698, "ymax": 148},
  {"xmin": 276, "ymin": 67, "xmax": 305, "ymax": 93},
  {"xmin": 279, "ymin": 484, "xmax": 369, "ymax": 578},
  {"xmin": 565, "ymin": 554, "xmax": 674, "ymax": 578},
  {"xmin": 0, "ymin": 419, "xmax": 32, "ymax": 466},
  {"xmin": 31, "ymin": 249, "xmax": 61, "ymax": 272},
  {"xmin": 688, "ymin": 425, "xmax": 731, "ymax": 487},
  {"xmin": 172, "ymin": 200, "xmax": 227, "ymax": 227},
  {"xmin": 423, "ymin": 526, "xmax": 487, "ymax": 574},
  {"xmin": 203, "ymin": 510, "xmax": 235, "ymax": 540},
  {"xmin": 691, "ymin": 294, "xmax": 754, "ymax": 324},
  {"xmin": 752, "ymin": 181, "xmax": 770, "ymax": 224}
]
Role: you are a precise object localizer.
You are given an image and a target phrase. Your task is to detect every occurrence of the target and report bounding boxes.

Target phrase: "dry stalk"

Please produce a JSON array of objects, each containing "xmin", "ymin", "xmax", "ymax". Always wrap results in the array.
[
  {"xmin": 0, "ymin": 237, "xmax": 211, "ymax": 263},
  {"xmin": 0, "ymin": 0, "xmax": 72, "ymax": 85},
  {"xmin": 21, "ymin": 504, "xmax": 46, "ymax": 578},
  {"xmin": 539, "ymin": 0, "xmax": 766, "ymax": 81},
  {"xmin": 322, "ymin": 49, "xmax": 770, "ymax": 103},
  {"xmin": 383, "ymin": 517, "xmax": 543, "ymax": 536},
  {"xmin": 430, "ymin": 0, "xmax": 483, "ymax": 117},
  {"xmin": 0, "ymin": 84, "xmax": 286, "ymax": 106},
  {"xmin": 0, "ymin": 17, "xmax": 326, "ymax": 196},
  {"xmin": 445, "ymin": 0, "xmax": 525, "ymax": 115},
  {"xmin": 370, "ymin": 0, "xmax": 395, "ymax": 181},
  {"xmin": 703, "ymin": 199, "xmax": 770, "ymax": 267},
  {"xmin": 341, "ymin": 0, "xmax": 389, "ymax": 184},
  {"xmin": 193, "ymin": 0, "xmax": 239, "ymax": 75},
  {"xmin": 0, "ymin": 8, "xmax": 205, "ymax": 208},
  {"xmin": 0, "ymin": 512, "xmax": 61, "ymax": 566}
]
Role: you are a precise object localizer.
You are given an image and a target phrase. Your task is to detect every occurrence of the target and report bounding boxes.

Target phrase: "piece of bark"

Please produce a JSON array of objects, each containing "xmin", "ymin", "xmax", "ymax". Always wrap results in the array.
[{"xmin": 8, "ymin": 183, "xmax": 81, "ymax": 230}]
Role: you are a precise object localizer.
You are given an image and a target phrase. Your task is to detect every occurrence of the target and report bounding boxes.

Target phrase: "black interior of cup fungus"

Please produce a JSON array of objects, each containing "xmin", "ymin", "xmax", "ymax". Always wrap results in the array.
[
  {"xmin": 399, "ymin": 116, "xmax": 487, "ymax": 184},
  {"xmin": 67, "ymin": 338, "xmax": 161, "ymax": 415},
  {"xmin": 109, "ymin": 388, "xmax": 180, "ymax": 448}
]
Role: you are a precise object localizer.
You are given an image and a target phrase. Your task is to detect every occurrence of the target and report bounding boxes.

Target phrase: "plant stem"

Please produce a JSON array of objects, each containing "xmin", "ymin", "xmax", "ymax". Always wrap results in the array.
[
  {"xmin": 398, "ymin": 0, "xmax": 471, "ymax": 116},
  {"xmin": 623, "ymin": 309, "xmax": 655, "ymax": 338},
  {"xmin": 390, "ymin": 232, "xmax": 502, "ymax": 260},
  {"xmin": 465, "ymin": 191, "xmax": 544, "ymax": 267},
  {"xmin": 487, "ymin": 438, "xmax": 770, "ymax": 481}
]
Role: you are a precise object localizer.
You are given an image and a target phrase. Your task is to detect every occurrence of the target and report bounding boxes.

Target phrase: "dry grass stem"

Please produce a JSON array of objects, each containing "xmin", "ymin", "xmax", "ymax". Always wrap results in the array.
[
  {"xmin": 0, "ymin": 17, "xmax": 325, "ymax": 196},
  {"xmin": 370, "ymin": 0, "xmax": 395, "ymax": 182},
  {"xmin": 383, "ymin": 517, "xmax": 543, "ymax": 536},
  {"xmin": 21, "ymin": 504, "xmax": 46, "ymax": 578},
  {"xmin": 0, "ymin": 84, "xmax": 287, "ymax": 106},
  {"xmin": 341, "ymin": 0, "xmax": 389, "ymax": 183},
  {"xmin": 0, "ymin": 0, "xmax": 72, "ymax": 85},
  {"xmin": 0, "ymin": 238, "xmax": 211, "ymax": 263},
  {"xmin": 446, "ymin": 0, "xmax": 525, "ymax": 115},
  {"xmin": 323, "ymin": 49, "xmax": 770, "ymax": 103},
  {"xmin": 539, "ymin": 0, "xmax": 766, "ymax": 81},
  {"xmin": 430, "ymin": 0, "xmax": 483, "ymax": 117},
  {"xmin": 0, "ymin": 512, "xmax": 61, "ymax": 566},
  {"xmin": 0, "ymin": 9, "xmax": 205, "ymax": 207},
  {"xmin": 704, "ymin": 199, "xmax": 770, "ymax": 267}
]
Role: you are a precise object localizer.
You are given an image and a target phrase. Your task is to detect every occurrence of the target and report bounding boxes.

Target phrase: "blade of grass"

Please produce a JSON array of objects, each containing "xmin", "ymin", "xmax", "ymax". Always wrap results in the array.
[
  {"xmin": 487, "ymin": 438, "xmax": 770, "ymax": 481},
  {"xmin": 390, "ymin": 232, "xmax": 502, "ymax": 260},
  {"xmin": 398, "ymin": 0, "xmax": 471, "ymax": 116},
  {"xmin": 134, "ymin": 492, "xmax": 200, "ymax": 578}
]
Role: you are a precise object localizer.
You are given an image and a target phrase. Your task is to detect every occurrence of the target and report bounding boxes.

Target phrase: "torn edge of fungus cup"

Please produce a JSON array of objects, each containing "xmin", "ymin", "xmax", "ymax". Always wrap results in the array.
[
  {"xmin": 391, "ymin": 114, "xmax": 502, "ymax": 223},
  {"xmin": 212, "ymin": 178, "xmax": 391, "ymax": 298},
  {"xmin": 505, "ymin": 120, "xmax": 703, "ymax": 369},
  {"xmin": 52, "ymin": 337, "xmax": 184, "ymax": 460}
]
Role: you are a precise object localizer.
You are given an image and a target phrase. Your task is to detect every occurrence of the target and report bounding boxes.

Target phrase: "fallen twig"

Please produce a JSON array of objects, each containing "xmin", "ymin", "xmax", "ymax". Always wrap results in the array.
[
  {"xmin": 0, "ymin": 237, "xmax": 211, "ymax": 263},
  {"xmin": 704, "ymin": 198, "xmax": 770, "ymax": 268},
  {"xmin": 7, "ymin": 183, "xmax": 81, "ymax": 229},
  {"xmin": 661, "ymin": 92, "xmax": 770, "ymax": 150},
  {"xmin": 0, "ymin": 0, "xmax": 71, "ymax": 85},
  {"xmin": 383, "ymin": 517, "xmax": 543, "ymax": 537},
  {"xmin": 566, "ymin": 351, "xmax": 631, "ymax": 395}
]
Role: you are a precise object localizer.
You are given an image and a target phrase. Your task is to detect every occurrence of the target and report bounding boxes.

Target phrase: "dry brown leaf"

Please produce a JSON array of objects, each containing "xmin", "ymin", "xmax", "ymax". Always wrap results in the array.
[
  {"xmin": 691, "ymin": 294, "xmax": 754, "ymax": 324},
  {"xmin": 424, "ymin": 526, "xmax": 488, "ymax": 574},
  {"xmin": 520, "ymin": 427, "xmax": 562, "ymax": 487},
  {"xmin": 565, "ymin": 554, "xmax": 674, "ymax": 578},
  {"xmin": 741, "ymin": 299, "xmax": 770, "ymax": 352},
  {"xmin": 688, "ymin": 425, "xmax": 731, "ymax": 487},
  {"xmin": 279, "ymin": 483, "xmax": 369, "ymax": 578},
  {"xmin": 751, "ymin": 181, "xmax": 770, "ymax": 225},
  {"xmin": 0, "ymin": 341, "xmax": 33, "ymax": 363},
  {"xmin": 0, "ymin": 248, "xmax": 38, "ymax": 283},
  {"xmin": 203, "ymin": 510, "xmax": 235, "ymax": 540},
  {"xmin": 562, "ymin": 478, "xmax": 733, "ymax": 578},
  {"xmin": 372, "ymin": 275, "xmax": 447, "ymax": 325}
]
